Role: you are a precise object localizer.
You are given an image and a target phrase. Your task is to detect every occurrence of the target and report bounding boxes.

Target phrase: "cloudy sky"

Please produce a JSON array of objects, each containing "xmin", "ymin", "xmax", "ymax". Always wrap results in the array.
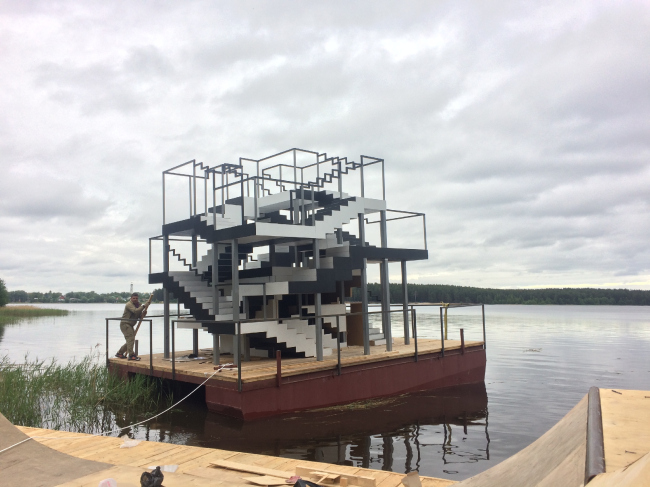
[{"xmin": 1, "ymin": 0, "xmax": 649, "ymax": 293}]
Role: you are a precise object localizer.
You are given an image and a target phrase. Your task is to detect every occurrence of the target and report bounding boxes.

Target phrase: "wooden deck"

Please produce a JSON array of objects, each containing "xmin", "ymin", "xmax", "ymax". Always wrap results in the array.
[
  {"xmin": 17, "ymin": 425, "xmax": 455, "ymax": 487},
  {"xmin": 110, "ymin": 337, "xmax": 483, "ymax": 384}
]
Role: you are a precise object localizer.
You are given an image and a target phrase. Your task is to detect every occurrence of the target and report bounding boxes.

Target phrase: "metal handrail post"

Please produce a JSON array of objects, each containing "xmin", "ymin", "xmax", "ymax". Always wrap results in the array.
[
  {"xmin": 204, "ymin": 167, "xmax": 208, "ymax": 217},
  {"xmin": 193, "ymin": 161, "xmax": 197, "ymax": 217},
  {"xmin": 171, "ymin": 319, "xmax": 175, "ymax": 381},
  {"xmin": 440, "ymin": 307, "xmax": 445, "ymax": 357},
  {"xmin": 336, "ymin": 315, "xmax": 341, "ymax": 376},
  {"xmin": 237, "ymin": 321, "xmax": 242, "ymax": 392},
  {"xmin": 360, "ymin": 156, "xmax": 365, "ymax": 197},
  {"xmin": 413, "ymin": 308, "xmax": 418, "ymax": 362},
  {"xmin": 149, "ymin": 320, "xmax": 153, "ymax": 375},
  {"xmin": 381, "ymin": 159, "xmax": 386, "ymax": 200},
  {"xmin": 482, "ymin": 304, "xmax": 486, "ymax": 350},
  {"xmin": 422, "ymin": 214, "xmax": 428, "ymax": 251},
  {"xmin": 105, "ymin": 319, "xmax": 109, "ymax": 367},
  {"xmin": 188, "ymin": 177, "xmax": 192, "ymax": 219},
  {"xmin": 162, "ymin": 173, "xmax": 166, "ymax": 225},
  {"xmin": 240, "ymin": 171, "xmax": 245, "ymax": 224}
]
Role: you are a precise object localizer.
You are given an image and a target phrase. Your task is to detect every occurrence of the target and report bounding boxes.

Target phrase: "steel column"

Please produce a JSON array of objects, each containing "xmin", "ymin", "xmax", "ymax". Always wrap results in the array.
[
  {"xmin": 314, "ymin": 238, "xmax": 323, "ymax": 361},
  {"xmin": 163, "ymin": 234, "xmax": 170, "ymax": 359},
  {"xmin": 401, "ymin": 260, "xmax": 409, "ymax": 345},
  {"xmin": 232, "ymin": 238, "xmax": 240, "ymax": 366},
  {"xmin": 359, "ymin": 213, "xmax": 370, "ymax": 355}
]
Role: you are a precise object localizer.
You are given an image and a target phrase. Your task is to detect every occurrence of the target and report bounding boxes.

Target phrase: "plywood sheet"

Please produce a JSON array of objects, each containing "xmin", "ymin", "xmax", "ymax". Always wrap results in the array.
[{"xmin": 600, "ymin": 389, "xmax": 650, "ymax": 472}]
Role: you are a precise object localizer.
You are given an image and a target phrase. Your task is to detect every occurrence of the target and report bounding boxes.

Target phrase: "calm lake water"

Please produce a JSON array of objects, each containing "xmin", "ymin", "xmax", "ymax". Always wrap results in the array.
[{"xmin": 2, "ymin": 303, "xmax": 649, "ymax": 481}]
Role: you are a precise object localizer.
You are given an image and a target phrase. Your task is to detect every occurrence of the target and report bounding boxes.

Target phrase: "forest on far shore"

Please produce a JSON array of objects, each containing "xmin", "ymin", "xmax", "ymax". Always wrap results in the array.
[
  {"xmin": 352, "ymin": 283, "xmax": 650, "ymax": 306},
  {"xmin": 7, "ymin": 284, "xmax": 650, "ymax": 306}
]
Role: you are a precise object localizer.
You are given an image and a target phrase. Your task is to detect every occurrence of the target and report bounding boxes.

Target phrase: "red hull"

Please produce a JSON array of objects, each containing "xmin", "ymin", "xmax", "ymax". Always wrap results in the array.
[
  {"xmin": 109, "ymin": 346, "xmax": 486, "ymax": 420},
  {"xmin": 206, "ymin": 346, "xmax": 485, "ymax": 419}
]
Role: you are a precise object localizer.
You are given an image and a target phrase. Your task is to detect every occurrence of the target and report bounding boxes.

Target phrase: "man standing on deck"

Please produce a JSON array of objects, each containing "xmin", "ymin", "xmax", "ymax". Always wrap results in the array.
[{"xmin": 115, "ymin": 292, "xmax": 151, "ymax": 361}]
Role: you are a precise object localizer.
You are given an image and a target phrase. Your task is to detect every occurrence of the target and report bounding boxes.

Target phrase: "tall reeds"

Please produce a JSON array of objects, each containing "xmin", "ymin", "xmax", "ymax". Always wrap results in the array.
[
  {"xmin": 0, "ymin": 306, "xmax": 68, "ymax": 326},
  {"xmin": 0, "ymin": 353, "xmax": 171, "ymax": 434}
]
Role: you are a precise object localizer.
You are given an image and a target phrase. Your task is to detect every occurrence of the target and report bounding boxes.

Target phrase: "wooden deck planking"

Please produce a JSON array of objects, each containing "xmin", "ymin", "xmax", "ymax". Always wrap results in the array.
[
  {"xmin": 19, "ymin": 426, "xmax": 455, "ymax": 487},
  {"xmin": 111, "ymin": 338, "xmax": 482, "ymax": 385},
  {"xmin": 600, "ymin": 388, "xmax": 650, "ymax": 472}
]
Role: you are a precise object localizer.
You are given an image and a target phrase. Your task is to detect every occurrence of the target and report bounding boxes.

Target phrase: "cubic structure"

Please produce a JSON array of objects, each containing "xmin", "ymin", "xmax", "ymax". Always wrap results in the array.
[{"xmin": 149, "ymin": 149, "xmax": 428, "ymax": 364}]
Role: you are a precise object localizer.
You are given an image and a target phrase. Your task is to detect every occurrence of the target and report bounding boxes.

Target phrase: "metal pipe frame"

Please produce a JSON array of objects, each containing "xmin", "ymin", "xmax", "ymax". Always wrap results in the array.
[
  {"xmin": 401, "ymin": 260, "xmax": 409, "ymax": 345},
  {"xmin": 439, "ymin": 307, "xmax": 445, "ymax": 357},
  {"xmin": 314, "ymin": 238, "xmax": 323, "ymax": 361}
]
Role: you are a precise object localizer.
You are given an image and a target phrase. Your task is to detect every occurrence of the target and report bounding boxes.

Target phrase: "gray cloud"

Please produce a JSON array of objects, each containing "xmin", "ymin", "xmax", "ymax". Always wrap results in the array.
[{"xmin": 1, "ymin": 0, "xmax": 649, "ymax": 292}]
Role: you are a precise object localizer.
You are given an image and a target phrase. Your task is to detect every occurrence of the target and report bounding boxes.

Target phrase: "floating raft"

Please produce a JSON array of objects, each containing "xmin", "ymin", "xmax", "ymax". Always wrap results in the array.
[{"xmin": 108, "ymin": 337, "xmax": 486, "ymax": 419}]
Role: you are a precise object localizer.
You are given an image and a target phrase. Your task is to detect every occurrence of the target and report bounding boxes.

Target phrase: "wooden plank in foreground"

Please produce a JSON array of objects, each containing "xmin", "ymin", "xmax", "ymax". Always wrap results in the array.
[
  {"xmin": 600, "ymin": 388, "xmax": 650, "ymax": 472},
  {"xmin": 18, "ymin": 426, "xmax": 455, "ymax": 487}
]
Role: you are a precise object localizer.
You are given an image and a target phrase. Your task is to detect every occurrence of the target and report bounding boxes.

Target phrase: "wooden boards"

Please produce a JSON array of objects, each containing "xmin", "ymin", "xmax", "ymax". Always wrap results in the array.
[
  {"xmin": 18, "ymin": 426, "xmax": 456, "ymax": 487},
  {"xmin": 600, "ymin": 389, "xmax": 650, "ymax": 472},
  {"xmin": 109, "ymin": 338, "xmax": 482, "ymax": 385}
]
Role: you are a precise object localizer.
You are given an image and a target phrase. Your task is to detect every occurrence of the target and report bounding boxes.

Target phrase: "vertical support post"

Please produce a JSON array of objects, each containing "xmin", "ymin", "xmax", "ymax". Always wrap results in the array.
[
  {"xmin": 212, "ymin": 333, "xmax": 220, "ymax": 365},
  {"xmin": 204, "ymin": 168, "xmax": 208, "ymax": 218},
  {"xmin": 359, "ymin": 156, "xmax": 365, "ymax": 197},
  {"xmin": 162, "ymin": 173, "xmax": 166, "ymax": 225},
  {"xmin": 482, "ymin": 304, "xmax": 486, "ymax": 349},
  {"xmin": 440, "ymin": 307, "xmax": 445, "ymax": 357},
  {"xmin": 314, "ymin": 238, "xmax": 323, "ymax": 361},
  {"xmin": 212, "ymin": 243, "xmax": 219, "ymax": 317},
  {"xmin": 188, "ymin": 177, "xmax": 192, "ymax": 219},
  {"xmin": 105, "ymin": 319, "xmax": 109, "ymax": 367},
  {"xmin": 254, "ymin": 171, "xmax": 258, "ymax": 222},
  {"xmin": 413, "ymin": 308, "xmax": 418, "ymax": 362},
  {"xmin": 171, "ymin": 319, "xmax": 175, "ymax": 381},
  {"xmin": 338, "ymin": 158, "xmax": 343, "ymax": 195},
  {"xmin": 149, "ymin": 320, "xmax": 153, "ymax": 375},
  {"xmin": 359, "ymin": 213, "xmax": 370, "ymax": 355},
  {"xmin": 237, "ymin": 321, "xmax": 242, "ymax": 392},
  {"xmin": 163, "ymin": 234, "xmax": 170, "ymax": 359},
  {"xmin": 460, "ymin": 328, "xmax": 465, "ymax": 354},
  {"xmin": 336, "ymin": 315, "xmax": 341, "ymax": 376},
  {"xmin": 192, "ymin": 232, "xmax": 199, "ymax": 356},
  {"xmin": 193, "ymin": 160, "xmax": 197, "ymax": 217},
  {"xmin": 401, "ymin": 260, "xmax": 409, "ymax": 345},
  {"xmin": 240, "ymin": 170, "xmax": 245, "ymax": 224},
  {"xmin": 231, "ymin": 239, "xmax": 240, "ymax": 366},
  {"xmin": 422, "ymin": 214, "xmax": 428, "ymax": 251},
  {"xmin": 262, "ymin": 283, "xmax": 267, "ymax": 319},
  {"xmin": 379, "ymin": 210, "xmax": 391, "ymax": 351},
  {"xmin": 276, "ymin": 350, "xmax": 281, "ymax": 387},
  {"xmin": 381, "ymin": 159, "xmax": 386, "ymax": 201},
  {"xmin": 444, "ymin": 307, "xmax": 448, "ymax": 340}
]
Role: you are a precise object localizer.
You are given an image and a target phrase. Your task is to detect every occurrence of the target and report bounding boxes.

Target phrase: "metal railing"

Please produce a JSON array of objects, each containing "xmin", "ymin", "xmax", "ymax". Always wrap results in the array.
[{"xmin": 104, "ymin": 303, "xmax": 486, "ymax": 393}]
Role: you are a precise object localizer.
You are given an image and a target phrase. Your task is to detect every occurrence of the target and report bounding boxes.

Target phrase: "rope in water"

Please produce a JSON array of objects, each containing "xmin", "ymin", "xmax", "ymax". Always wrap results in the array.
[{"xmin": 0, "ymin": 364, "xmax": 230, "ymax": 455}]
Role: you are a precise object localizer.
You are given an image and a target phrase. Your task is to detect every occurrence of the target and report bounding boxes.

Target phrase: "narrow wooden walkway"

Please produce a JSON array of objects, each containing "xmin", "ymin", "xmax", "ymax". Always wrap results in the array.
[
  {"xmin": 18, "ymin": 426, "xmax": 455, "ymax": 487},
  {"xmin": 111, "ymin": 337, "xmax": 482, "ymax": 384}
]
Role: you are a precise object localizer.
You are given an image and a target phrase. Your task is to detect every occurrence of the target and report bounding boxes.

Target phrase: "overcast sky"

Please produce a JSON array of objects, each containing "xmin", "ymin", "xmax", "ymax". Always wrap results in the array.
[{"xmin": 1, "ymin": 1, "xmax": 649, "ymax": 294}]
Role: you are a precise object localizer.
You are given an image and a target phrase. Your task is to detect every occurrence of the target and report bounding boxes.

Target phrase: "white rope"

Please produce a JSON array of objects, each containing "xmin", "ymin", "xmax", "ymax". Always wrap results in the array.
[{"xmin": 0, "ymin": 365, "xmax": 230, "ymax": 455}]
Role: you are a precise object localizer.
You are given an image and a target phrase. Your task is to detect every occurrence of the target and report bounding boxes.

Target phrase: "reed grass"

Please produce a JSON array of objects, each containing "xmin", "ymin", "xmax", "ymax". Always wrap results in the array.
[
  {"xmin": 0, "ymin": 306, "xmax": 69, "ymax": 325},
  {"xmin": 0, "ymin": 353, "xmax": 172, "ymax": 434}
]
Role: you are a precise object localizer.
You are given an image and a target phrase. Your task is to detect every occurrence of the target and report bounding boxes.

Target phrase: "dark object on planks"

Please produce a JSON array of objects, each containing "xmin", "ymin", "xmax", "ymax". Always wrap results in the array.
[
  {"xmin": 140, "ymin": 466, "xmax": 164, "ymax": 487},
  {"xmin": 293, "ymin": 480, "xmax": 323, "ymax": 487}
]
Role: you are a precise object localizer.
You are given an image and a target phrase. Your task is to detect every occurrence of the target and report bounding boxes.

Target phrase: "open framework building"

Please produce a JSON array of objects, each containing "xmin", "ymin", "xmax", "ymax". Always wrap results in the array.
[{"xmin": 149, "ymin": 148, "xmax": 429, "ymax": 362}]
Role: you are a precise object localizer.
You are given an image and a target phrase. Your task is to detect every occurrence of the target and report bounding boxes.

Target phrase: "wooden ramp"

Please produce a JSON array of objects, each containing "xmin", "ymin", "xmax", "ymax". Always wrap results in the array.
[
  {"xmin": 455, "ymin": 388, "xmax": 650, "ymax": 487},
  {"xmin": 16, "ymin": 424, "xmax": 455, "ymax": 487},
  {"xmin": 455, "ymin": 396, "xmax": 588, "ymax": 487}
]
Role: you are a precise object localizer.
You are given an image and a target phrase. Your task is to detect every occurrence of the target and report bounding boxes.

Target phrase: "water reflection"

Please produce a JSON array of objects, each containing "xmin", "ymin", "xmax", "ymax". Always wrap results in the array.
[{"xmin": 129, "ymin": 383, "xmax": 489, "ymax": 478}]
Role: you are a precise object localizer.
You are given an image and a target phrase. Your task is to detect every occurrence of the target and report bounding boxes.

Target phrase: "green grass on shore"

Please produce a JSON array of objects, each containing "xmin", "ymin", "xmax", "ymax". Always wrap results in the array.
[
  {"xmin": 0, "ymin": 353, "xmax": 172, "ymax": 433},
  {"xmin": 0, "ymin": 305, "xmax": 69, "ymax": 326}
]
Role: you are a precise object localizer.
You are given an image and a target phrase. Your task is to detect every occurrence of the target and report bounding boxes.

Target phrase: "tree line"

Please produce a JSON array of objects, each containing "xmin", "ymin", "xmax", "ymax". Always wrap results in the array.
[
  {"xmin": 351, "ymin": 283, "xmax": 650, "ymax": 305},
  {"xmin": 7, "ymin": 288, "xmax": 172, "ymax": 304}
]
